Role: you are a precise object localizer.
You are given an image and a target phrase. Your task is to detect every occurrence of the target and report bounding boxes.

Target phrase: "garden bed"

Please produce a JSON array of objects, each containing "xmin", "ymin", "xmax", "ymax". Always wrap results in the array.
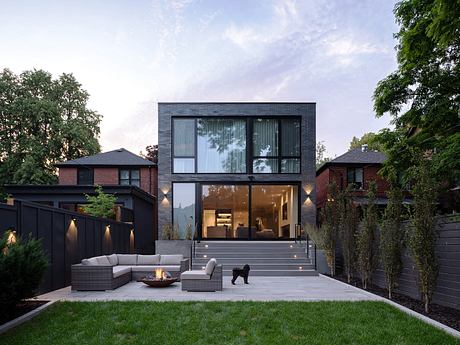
[
  {"xmin": 0, "ymin": 300, "xmax": 49, "ymax": 325},
  {"xmin": 332, "ymin": 275, "xmax": 460, "ymax": 331}
]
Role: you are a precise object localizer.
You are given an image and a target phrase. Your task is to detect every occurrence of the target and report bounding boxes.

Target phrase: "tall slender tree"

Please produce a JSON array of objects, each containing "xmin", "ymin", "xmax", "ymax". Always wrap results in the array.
[
  {"xmin": 380, "ymin": 184, "xmax": 404, "ymax": 299},
  {"xmin": 357, "ymin": 181, "xmax": 379, "ymax": 289}
]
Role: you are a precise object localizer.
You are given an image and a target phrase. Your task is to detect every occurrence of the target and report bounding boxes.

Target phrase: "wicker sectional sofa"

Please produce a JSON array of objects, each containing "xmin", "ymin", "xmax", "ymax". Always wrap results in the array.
[{"xmin": 71, "ymin": 254, "xmax": 190, "ymax": 291}]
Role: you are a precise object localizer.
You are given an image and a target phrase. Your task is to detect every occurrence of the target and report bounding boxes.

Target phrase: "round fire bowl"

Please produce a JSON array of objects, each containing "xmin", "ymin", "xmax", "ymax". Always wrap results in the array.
[{"xmin": 140, "ymin": 274, "xmax": 178, "ymax": 288}]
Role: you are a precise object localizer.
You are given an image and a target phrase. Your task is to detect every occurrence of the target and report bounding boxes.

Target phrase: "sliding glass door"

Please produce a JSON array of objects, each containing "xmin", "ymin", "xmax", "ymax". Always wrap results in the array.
[{"xmin": 199, "ymin": 184, "xmax": 299, "ymax": 240}]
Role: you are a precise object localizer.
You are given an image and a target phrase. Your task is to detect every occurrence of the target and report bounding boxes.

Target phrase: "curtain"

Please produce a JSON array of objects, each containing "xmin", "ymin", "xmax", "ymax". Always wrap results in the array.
[
  {"xmin": 174, "ymin": 119, "xmax": 195, "ymax": 156},
  {"xmin": 281, "ymin": 119, "xmax": 300, "ymax": 156},
  {"xmin": 253, "ymin": 119, "xmax": 278, "ymax": 156},
  {"xmin": 197, "ymin": 119, "xmax": 246, "ymax": 173}
]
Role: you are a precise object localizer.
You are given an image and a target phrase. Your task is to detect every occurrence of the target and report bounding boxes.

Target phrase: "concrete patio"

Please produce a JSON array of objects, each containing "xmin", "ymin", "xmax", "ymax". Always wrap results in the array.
[{"xmin": 38, "ymin": 275, "xmax": 381, "ymax": 302}]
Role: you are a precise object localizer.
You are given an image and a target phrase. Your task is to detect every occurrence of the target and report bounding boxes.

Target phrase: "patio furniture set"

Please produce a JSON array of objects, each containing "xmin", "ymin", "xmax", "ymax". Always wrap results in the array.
[{"xmin": 71, "ymin": 254, "xmax": 223, "ymax": 292}]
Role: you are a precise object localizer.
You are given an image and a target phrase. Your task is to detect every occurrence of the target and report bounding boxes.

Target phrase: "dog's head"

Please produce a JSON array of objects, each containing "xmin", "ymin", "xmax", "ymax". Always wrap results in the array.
[{"xmin": 243, "ymin": 264, "xmax": 250, "ymax": 272}]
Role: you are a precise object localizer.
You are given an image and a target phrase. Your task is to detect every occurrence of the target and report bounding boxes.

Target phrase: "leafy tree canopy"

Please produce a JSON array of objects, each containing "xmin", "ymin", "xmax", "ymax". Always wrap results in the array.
[
  {"xmin": 349, "ymin": 132, "xmax": 384, "ymax": 152},
  {"xmin": 373, "ymin": 0, "xmax": 460, "ymax": 184},
  {"xmin": 316, "ymin": 141, "xmax": 331, "ymax": 169},
  {"xmin": 0, "ymin": 69, "xmax": 101, "ymax": 186},
  {"xmin": 83, "ymin": 186, "xmax": 116, "ymax": 219}
]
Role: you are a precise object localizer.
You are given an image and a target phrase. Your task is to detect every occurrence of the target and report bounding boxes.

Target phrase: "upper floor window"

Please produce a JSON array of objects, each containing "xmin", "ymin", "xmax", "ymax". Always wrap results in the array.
[
  {"xmin": 77, "ymin": 167, "xmax": 93, "ymax": 185},
  {"xmin": 172, "ymin": 117, "xmax": 301, "ymax": 174},
  {"xmin": 173, "ymin": 119, "xmax": 195, "ymax": 173},
  {"xmin": 119, "ymin": 169, "xmax": 140, "ymax": 187},
  {"xmin": 253, "ymin": 118, "xmax": 300, "ymax": 173},
  {"xmin": 197, "ymin": 118, "xmax": 246, "ymax": 173},
  {"xmin": 347, "ymin": 167, "xmax": 363, "ymax": 189}
]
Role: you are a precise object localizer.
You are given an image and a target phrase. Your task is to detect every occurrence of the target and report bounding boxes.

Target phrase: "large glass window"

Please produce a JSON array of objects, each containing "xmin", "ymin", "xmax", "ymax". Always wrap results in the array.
[
  {"xmin": 197, "ymin": 119, "xmax": 246, "ymax": 173},
  {"xmin": 252, "ymin": 118, "xmax": 301, "ymax": 173},
  {"xmin": 173, "ymin": 119, "xmax": 195, "ymax": 173},
  {"xmin": 77, "ymin": 167, "xmax": 93, "ymax": 185},
  {"xmin": 347, "ymin": 168, "xmax": 364, "ymax": 189},
  {"xmin": 251, "ymin": 185, "xmax": 299, "ymax": 239},
  {"xmin": 120, "ymin": 169, "xmax": 140, "ymax": 187},
  {"xmin": 173, "ymin": 183, "xmax": 196, "ymax": 239},
  {"xmin": 202, "ymin": 185, "xmax": 249, "ymax": 239}
]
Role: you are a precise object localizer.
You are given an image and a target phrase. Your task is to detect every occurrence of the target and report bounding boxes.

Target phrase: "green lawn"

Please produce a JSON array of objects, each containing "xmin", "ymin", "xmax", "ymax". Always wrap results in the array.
[{"xmin": 1, "ymin": 301, "xmax": 458, "ymax": 345}]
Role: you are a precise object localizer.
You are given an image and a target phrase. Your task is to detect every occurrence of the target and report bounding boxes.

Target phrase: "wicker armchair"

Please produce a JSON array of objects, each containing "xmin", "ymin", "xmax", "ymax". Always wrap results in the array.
[{"xmin": 181, "ymin": 261, "xmax": 223, "ymax": 292}]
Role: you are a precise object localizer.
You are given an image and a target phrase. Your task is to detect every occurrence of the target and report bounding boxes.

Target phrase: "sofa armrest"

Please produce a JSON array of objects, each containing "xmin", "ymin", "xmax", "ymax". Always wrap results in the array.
[
  {"xmin": 180, "ymin": 258, "xmax": 190, "ymax": 272},
  {"xmin": 210, "ymin": 264, "xmax": 222, "ymax": 280}
]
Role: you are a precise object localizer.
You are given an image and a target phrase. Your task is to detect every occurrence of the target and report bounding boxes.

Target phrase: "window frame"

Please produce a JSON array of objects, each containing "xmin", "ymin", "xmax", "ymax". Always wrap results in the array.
[
  {"xmin": 347, "ymin": 167, "xmax": 364, "ymax": 190},
  {"xmin": 77, "ymin": 167, "xmax": 94, "ymax": 185},
  {"xmin": 251, "ymin": 117, "xmax": 301, "ymax": 174},
  {"xmin": 119, "ymin": 168, "xmax": 141, "ymax": 187},
  {"xmin": 171, "ymin": 116, "xmax": 302, "ymax": 175}
]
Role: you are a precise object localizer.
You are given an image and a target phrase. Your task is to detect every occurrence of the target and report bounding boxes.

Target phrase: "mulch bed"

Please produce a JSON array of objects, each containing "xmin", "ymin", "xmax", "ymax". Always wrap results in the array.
[
  {"xmin": 0, "ymin": 300, "xmax": 49, "ymax": 326},
  {"xmin": 331, "ymin": 275, "xmax": 460, "ymax": 331}
]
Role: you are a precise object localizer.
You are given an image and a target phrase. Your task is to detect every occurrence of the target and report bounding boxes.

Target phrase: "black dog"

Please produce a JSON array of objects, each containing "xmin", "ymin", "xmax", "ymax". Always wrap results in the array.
[{"xmin": 231, "ymin": 264, "xmax": 250, "ymax": 285}]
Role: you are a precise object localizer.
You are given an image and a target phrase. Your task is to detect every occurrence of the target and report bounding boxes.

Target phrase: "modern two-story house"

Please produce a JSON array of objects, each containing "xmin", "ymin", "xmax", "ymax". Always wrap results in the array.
[{"xmin": 158, "ymin": 103, "xmax": 316, "ymax": 241}]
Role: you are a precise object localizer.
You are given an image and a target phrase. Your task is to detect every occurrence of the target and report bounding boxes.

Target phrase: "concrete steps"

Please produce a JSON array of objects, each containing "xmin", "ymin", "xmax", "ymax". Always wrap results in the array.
[{"xmin": 192, "ymin": 241, "xmax": 317, "ymax": 277}]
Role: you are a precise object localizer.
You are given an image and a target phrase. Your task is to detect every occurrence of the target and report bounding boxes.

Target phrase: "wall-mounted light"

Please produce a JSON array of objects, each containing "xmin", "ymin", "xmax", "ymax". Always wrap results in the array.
[{"xmin": 71, "ymin": 217, "xmax": 77, "ymax": 222}]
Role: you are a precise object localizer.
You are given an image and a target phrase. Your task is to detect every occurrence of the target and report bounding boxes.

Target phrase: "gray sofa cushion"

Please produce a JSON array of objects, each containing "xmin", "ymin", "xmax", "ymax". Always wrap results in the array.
[
  {"xmin": 159, "ymin": 255, "xmax": 183, "ymax": 265},
  {"xmin": 117, "ymin": 254, "xmax": 138, "ymax": 265},
  {"xmin": 95, "ymin": 256, "xmax": 111, "ymax": 266},
  {"xmin": 81, "ymin": 257, "xmax": 99, "ymax": 265},
  {"xmin": 181, "ymin": 270, "xmax": 211, "ymax": 280},
  {"xmin": 107, "ymin": 254, "xmax": 118, "ymax": 266},
  {"xmin": 131, "ymin": 265, "xmax": 181, "ymax": 272},
  {"xmin": 137, "ymin": 255, "xmax": 160, "ymax": 265},
  {"xmin": 113, "ymin": 266, "xmax": 131, "ymax": 278},
  {"xmin": 205, "ymin": 258, "xmax": 217, "ymax": 275}
]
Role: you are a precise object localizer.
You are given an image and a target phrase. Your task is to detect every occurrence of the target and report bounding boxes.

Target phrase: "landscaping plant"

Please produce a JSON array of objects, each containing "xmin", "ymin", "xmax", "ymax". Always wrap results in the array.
[
  {"xmin": 318, "ymin": 182, "xmax": 340, "ymax": 276},
  {"xmin": 83, "ymin": 185, "xmax": 117, "ymax": 219},
  {"xmin": 0, "ymin": 230, "xmax": 48, "ymax": 316},
  {"xmin": 339, "ymin": 186, "xmax": 359, "ymax": 283},
  {"xmin": 162, "ymin": 223, "xmax": 179, "ymax": 240},
  {"xmin": 356, "ymin": 181, "xmax": 378, "ymax": 289},
  {"xmin": 408, "ymin": 157, "xmax": 439, "ymax": 313},
  {"xmin": 380, "ymin": 184, "xmax": 404, "ymax": 299}
]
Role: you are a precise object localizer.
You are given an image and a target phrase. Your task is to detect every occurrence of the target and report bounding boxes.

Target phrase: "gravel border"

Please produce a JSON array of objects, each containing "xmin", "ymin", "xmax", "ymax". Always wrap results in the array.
[{"xmin": 320, "ymin": 274, "xmax": 460, "ymax": 339}]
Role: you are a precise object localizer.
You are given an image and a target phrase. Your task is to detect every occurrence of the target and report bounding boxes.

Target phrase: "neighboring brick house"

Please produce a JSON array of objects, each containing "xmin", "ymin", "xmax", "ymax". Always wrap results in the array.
[
  {"xmin": 56, "ymin": 148, "xmax": 157, "ymax": 196},
  {"xmin": 316, "ymin": 145, "xmax": 392, "ymax": 216}
]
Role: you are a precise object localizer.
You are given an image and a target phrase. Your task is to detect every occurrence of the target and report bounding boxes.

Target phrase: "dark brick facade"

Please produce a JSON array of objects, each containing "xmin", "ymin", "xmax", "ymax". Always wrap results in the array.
[{"xmin": 157, "ymin": 102, "xmax": 316, "ymax": 240}]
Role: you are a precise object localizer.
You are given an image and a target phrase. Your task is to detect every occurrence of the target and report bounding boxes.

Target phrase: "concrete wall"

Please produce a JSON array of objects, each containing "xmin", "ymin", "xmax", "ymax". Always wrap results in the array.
[{"xmin": 158, "ymin": 103, "xmax": 316, "ymax": 239}]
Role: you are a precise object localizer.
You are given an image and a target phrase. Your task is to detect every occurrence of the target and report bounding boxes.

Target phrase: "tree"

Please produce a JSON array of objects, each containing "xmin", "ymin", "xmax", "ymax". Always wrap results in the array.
[
  {"xmin": 0, "ymin": 69, "xmax": 101, "ymax": 187},
  {"xmin": 83, "ymin": 186, "xmax": 117, "ymax": 219},
  {"xmin": 408, "ymin": 156, "xmax": 439, "ymax": 313},
  {"xmin": 373, "ymin": 0, "xmax": 460, "ymax": 185},
  {"xmin": 316, "ymin": 141, "xmax": 331, "ymax": 169},
  {"xmin": 141, "ymin": 144, "xmax": 158, "ymax": 164},
  {"xmin": 357, "ymin": 181, "xmax": 379, "ymax": 289},
  {"xmin": 339, "ymin": 186, "xmax": 360, "ymax": 283},
  {"xmin": 349, "ymin": 133, "xmax": 383, "ymax": 151},
  {"xmin": 317, "ymin": 182, "xmax": 340, "ymax": 276},
  {"xmin": 380, "ymin": 184, "xmax": 404, "ymax": 299}
]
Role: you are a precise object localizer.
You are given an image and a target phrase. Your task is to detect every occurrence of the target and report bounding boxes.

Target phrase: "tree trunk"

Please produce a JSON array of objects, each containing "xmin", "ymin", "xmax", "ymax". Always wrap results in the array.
[
  {"xmin": 388, "ymin": 286, "xmax": 392, "ymax": 300},
  {"xmin": 425, "ymin": 295, "xmax": 429, "ymax": 314}
]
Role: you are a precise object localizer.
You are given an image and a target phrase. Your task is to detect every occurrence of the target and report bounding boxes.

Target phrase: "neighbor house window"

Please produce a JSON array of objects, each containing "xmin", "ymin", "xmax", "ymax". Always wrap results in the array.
[
  {"xmin": 173, "ymin": 119, "xmax": 196, "ymax": 173},
  {"xmin": 252, "ymin": 118, "xmax": 301, "ymax": 173},
  {"xmin": 119, "ymin": 169, "xmax": 140, "ymax": 187},
  {"xmin": 77, "ymin": 167, "xmax": 93, "ymax": 185},
  {"xmin": 197, "ymin": 118, "xmax": 246, "ymax": 173},
  {"xmin": 347, "ymin": 168, "xmax": 364, "ymax": 189}
]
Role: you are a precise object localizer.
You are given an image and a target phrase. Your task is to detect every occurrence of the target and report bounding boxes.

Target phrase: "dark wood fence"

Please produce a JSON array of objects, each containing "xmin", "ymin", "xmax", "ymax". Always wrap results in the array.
[
  {"xmin": 0, "ymin": 199, "xmax": 135, "ymax": 294},
  {"xmin": 372, "ymin": 214, "xmax": 460, "ymax": 310}
]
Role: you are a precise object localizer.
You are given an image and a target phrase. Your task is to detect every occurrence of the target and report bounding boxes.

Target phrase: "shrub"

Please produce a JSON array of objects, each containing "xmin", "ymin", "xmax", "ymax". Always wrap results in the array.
[
  {"xmin": 185, "ymin": 223, "xmax": 193, "ymax": 240},
  {"xmin": 162, "ymin": 224, "xmax": 179, "ymax": 240},
  {"xmin": 304, "ymin": 223, "xmax": 335, "ymax": 275},
  {"xmin": 380, "ymin": 184, "xmax": 404, "ymax": 299},
  {"xmin": 339, "ymin": 186, "xmax": 360, "ymax": 283},
  {"xmin": 83, "ymin": 185, "xmax": 116, "ymax": 219},
  {"xmin": 357, "ymin": 181, "xmax": 378, "ymax": 289},
  {"xmin": 0, "ymin": 230, "xmax": 48, "ymax": 315}
]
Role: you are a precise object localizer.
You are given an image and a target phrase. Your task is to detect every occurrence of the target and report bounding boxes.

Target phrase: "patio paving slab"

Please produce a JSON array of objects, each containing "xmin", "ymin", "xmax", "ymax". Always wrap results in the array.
[{"xmin": 37, "ymin": 275, "xmax": 381, "ymax": 302}]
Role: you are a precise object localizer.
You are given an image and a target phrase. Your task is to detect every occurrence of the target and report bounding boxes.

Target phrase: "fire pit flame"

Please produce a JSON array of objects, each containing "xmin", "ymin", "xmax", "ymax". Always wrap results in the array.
[{"xmin": 155, "ymin": 268, "xmax": 164, "ymax": 280}]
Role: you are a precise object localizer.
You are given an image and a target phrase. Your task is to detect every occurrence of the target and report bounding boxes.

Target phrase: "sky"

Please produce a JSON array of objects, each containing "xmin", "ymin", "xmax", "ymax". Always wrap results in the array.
[{"xmin": 0, "ymin": 0, "xmax": 399, "ymax": 158}]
